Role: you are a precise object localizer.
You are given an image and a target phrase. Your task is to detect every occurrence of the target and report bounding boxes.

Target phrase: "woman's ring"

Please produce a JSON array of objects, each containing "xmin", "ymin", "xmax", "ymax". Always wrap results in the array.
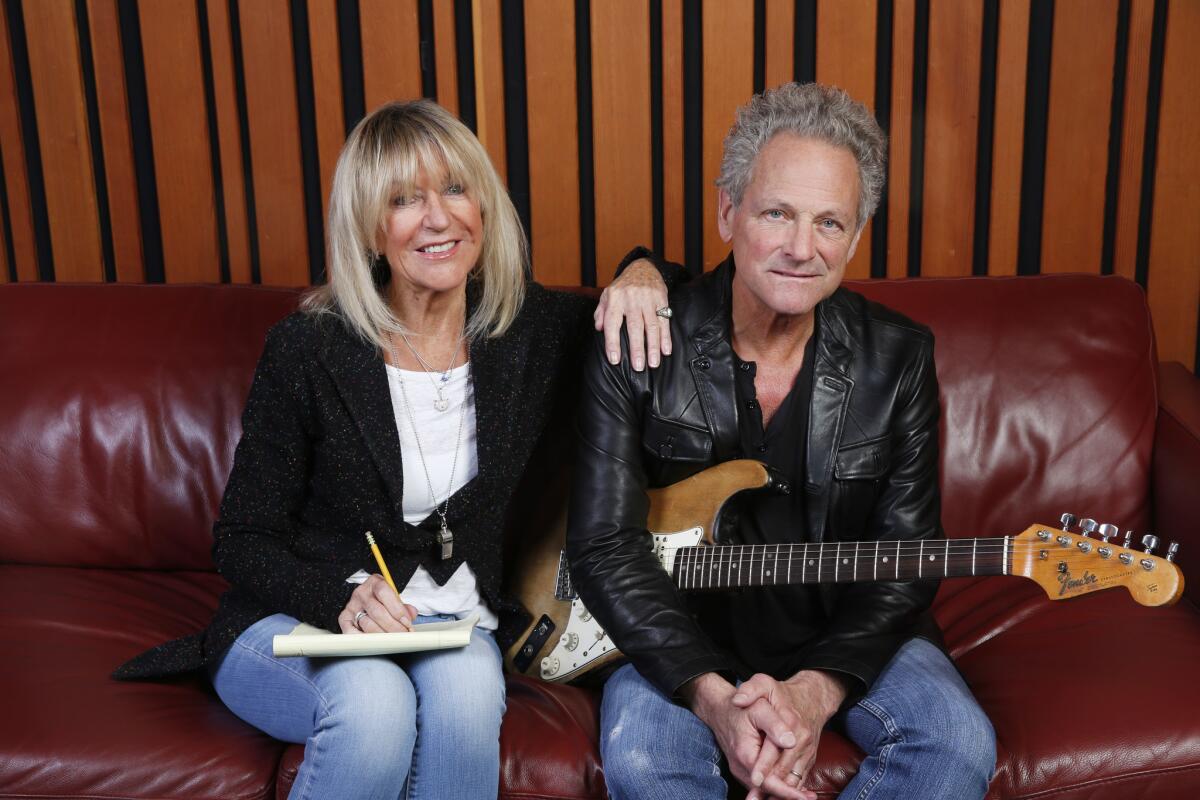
[
  {"xmin": 353, "ymin": 611, "xmax": 368, "ymax": 630},
  {"xmin": 790, "ymin": 768, "xmax": 804, "ymax": 778},
  {"xmin": 655, "ymin": 306, "xmax": 673, "ymax": 319}
]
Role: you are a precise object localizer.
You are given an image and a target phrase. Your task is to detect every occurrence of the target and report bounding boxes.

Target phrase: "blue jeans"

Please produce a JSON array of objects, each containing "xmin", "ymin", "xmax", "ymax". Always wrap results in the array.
[
  {"xmin": 209, "ymin": 613, "xmax": 506, "ymax": 800},
  {"xmin": 600, "ymin": 638, "xmax": 995, "ymax": 800}
]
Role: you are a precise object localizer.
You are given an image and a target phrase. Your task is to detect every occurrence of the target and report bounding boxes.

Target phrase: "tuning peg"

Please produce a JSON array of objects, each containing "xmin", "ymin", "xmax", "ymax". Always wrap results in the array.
[
  {"xmin": 1167, "ymin": 542, "xmax": 1180, "ymax": 562},
  {"xmin": 1060, "ymin": 513, "xmax": 1077, "ymax": 531},
  {"xmin": 1097, "ymin": 523, "xmax": 1118, "ymax": 543},
  {"xmin": 1079, "ymin": 519, "xmax": 1097, "ymax": 538},
  {"xmin": 1142, "ymin": 534, "xmax": 1159, "ymax": 554},
  {"xmin": 1123, "ymin": 530, "xmax": 1135, "ymax": 549}
]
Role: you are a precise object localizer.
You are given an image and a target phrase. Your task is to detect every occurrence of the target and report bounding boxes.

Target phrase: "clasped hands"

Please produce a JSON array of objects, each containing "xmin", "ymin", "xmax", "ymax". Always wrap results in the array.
[{"xmin": 685, "ymin": 669, "xmax": 848, "ymax": 800}]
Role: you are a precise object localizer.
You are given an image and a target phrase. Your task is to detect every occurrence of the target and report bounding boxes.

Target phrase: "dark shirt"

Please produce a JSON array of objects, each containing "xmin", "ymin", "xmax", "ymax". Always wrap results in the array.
[{"xmin": 699, "ymin": 326, "xmax": 825, "ymax": 680}]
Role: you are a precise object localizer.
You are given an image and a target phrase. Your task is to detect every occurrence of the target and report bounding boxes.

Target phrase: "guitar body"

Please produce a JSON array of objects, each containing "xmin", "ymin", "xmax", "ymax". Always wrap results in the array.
[{"xmin": 503, "ymin": 460, "xmax": 774, "ymax": 683}]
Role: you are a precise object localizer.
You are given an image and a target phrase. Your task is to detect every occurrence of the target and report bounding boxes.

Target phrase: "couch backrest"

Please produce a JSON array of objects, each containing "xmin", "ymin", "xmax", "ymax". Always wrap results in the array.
[
  {"xmin": 0, "ymin": 284, "xmax": 300, "ymax": 569},
  {"xmin": 0, "ymin": 275, "xmax": 1157, "ymax": 570}
]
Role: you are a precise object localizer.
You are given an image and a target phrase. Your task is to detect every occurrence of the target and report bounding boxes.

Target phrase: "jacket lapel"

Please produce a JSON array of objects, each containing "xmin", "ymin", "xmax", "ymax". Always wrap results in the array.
[
  {"xmin": 688, "ymin": 262, "xmax": 741, "ymax": 463},
  {"xmin": 804, "ymin": 298, "xmax": 855, "ymax": 544}
]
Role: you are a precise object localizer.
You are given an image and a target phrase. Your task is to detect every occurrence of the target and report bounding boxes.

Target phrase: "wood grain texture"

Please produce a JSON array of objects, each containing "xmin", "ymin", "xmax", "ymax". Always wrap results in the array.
[
  {"xmin": 432, "ymin": 0, "xmax": 458, "ymax": 116},
  {"xmin": 702, "ymin": 0, "xmax": 754, "ymax": 271},
  {"xmin": 205, "ymin": 0, "xmax": 252, "ymax": 283},
  {"xmin": 886, "ymin": 0, "xmax": 914, "ymax": 278},
  {"xmin": 139, "ymin": 0, "xmax": 220, "ymax": 283},
  {"xmin": 1146, "ymin": 0, "xmax": 1200, "ymax": 369},
  {"xmin": 919, "ymin": 0, "xmax": 981, "ymax": 277},
  {"xmin": 360, "ymin": 0, "xmax": 422, "ymax": 112},
  {"xmin": 0, "ymin": 3, "xmax": 38, "ymax": 281},
  {"xmin": 817, "ymin": 0, "xmax": 876, "ymax": 279},
  {"xmin": 763, "ymin": 0, "xmax": 794, "ymax": 90},
  {"xmin": 85, "ymin": 0, "xmax": 142, "ymax": 281},
  {"xmin": 986, "ymin": 0, "xmax": 1029, "ymax": 277},
  {"xmin": 661, "ymin": 0, "xmax": 684, "ymax": 264},
  {"xmin": 523, "ymin": 0, "xmax": 580, "ymax": 285},
  {"xmin": 239, "ymin": 0, "xmax": 309, "ymax": 286},
  {"xmin": 23, "ymin": 0, "xmax": 103, "ymax": 281},
  {"xmin": 308, "ymin": 0, "xmax": 343, "ymax": 223},
  {"xmin": 1113, "ymin": 0, "xmax": 1154, "ymax": 281},
  {"xmin": 472, "ymin": 0, "xmax": 506, "ymax": 182},
  {"xmin": 1041, "ymin": 0, "xmax": 1118, "ymax": 275},
  {"xmin": 591, "ymin": 0, "xmax": 652, "ymax": 285}
]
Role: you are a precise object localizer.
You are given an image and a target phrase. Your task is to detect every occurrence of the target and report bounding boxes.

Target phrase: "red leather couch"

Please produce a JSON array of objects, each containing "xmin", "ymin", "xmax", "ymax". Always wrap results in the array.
[{"xmin": 1, "ymin": 275, "xmax": 1198, "ymax": 800}]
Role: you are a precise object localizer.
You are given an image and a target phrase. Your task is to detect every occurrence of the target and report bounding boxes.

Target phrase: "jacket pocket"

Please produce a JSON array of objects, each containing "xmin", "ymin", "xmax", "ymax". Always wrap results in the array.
[
  {"xmin": 642, "ymin": 414, "xmax": 713, "ymax": 462},
  {"xmin": 833, "ymin": 436, "xmax": 890, "ymax": 480}
]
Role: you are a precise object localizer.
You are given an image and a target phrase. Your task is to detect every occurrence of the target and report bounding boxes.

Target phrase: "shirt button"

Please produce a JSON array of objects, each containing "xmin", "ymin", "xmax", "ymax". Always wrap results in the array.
[
  {"xmin": 757, "ymin": 443, "xmax": 768, "ymax": 453},
  {"xmin": 739, "ymin": 362, "xmax": 752, "ymax": 372},
  {"xmin": 746, "ymin": 400, "xmax": 758, "ymax": 410},
  {"xmin": 696, "ymin": 357, "xmax": 712, "ymax": 370}
]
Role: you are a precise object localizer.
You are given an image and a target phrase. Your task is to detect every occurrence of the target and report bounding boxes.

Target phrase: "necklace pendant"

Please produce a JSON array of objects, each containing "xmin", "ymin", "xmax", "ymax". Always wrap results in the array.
[
  {"xmin": 437, "ymin": 524, "xmax": 454, "ymax": 560},
  {"xmin": 433, "ymin": 395, "xmax": 450, "ymax": 412}
]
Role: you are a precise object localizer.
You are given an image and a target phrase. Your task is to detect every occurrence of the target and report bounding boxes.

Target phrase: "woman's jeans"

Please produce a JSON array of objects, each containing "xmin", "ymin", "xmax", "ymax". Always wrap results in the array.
[
  {"xmin": 600, "ymin": 637, "xmax": 996, "ymax": 800},
  {"xmin": 210, "ymin": 613, "xmax": 506, "ymax": 800}
]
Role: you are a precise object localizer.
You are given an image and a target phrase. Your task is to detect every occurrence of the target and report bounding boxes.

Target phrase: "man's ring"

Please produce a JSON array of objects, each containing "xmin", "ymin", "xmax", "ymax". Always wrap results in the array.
[
  {"xmin": 656, "ymin": 306, "xmax": 673, "ymax": 319},
  {"xmin": 353, "ymin": 611, "xmax": 368, "ymax": 630}
]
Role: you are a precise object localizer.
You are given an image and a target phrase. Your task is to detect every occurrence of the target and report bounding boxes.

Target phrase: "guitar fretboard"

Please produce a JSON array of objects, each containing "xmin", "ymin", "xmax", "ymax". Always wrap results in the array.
[{"xmin": 670, "ymin": 538, "xmax": 1012, "ymax": 590}]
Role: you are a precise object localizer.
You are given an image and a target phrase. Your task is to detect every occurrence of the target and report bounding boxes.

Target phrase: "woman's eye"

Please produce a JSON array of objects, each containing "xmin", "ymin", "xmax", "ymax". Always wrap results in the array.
[{"xmin": 445, "ymin": 183, "xmax": 465, "ymax": 195}]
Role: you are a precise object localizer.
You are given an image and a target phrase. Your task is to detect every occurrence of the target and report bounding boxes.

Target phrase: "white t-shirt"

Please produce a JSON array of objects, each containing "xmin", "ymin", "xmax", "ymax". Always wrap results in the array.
[{"xmin": 375, "ymin": 360, "xmax": 499, "ymax": 630}]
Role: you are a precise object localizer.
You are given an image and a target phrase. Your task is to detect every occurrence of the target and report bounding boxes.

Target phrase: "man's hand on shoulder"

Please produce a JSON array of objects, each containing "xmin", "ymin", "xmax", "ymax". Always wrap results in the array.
[
  {"xmin": 681, "ymin": 673, "xmax": 813, "ymax": 800},
  {"xmin": 730, "ymin": 670, "xmax": 848, "ymax": 800}
]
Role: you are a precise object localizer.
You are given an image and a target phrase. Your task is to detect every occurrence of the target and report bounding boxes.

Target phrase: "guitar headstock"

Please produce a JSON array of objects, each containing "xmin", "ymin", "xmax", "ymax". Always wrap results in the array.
[{"xmin": 1012, "ymin": 520, "xmax": 1184, "ymax": 607}]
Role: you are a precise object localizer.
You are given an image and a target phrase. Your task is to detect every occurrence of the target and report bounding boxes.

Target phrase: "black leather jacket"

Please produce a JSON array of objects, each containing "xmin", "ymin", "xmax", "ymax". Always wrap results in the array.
[{"xmin": 566, "ymin": 257, "xmax": 943, "ymax": 699}]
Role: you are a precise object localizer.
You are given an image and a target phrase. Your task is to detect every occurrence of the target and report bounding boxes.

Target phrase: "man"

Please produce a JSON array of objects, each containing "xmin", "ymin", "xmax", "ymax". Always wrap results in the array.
[{"xmin": 566, "ymin": 83, "xmax": 995, "ymax": 800}]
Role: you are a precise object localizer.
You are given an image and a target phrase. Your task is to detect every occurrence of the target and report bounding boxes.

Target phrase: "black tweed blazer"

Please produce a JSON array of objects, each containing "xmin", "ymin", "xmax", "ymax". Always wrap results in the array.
[{"xmin": 116, "ymin": 282, "xmax": 593, "ymax": 679}]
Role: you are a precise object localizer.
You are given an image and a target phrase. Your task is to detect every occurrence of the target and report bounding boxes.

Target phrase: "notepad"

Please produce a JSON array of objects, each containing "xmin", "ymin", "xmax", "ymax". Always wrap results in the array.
[{"xmin": 272, "ymin": 613, "xmax": 478, "ymax": 657}]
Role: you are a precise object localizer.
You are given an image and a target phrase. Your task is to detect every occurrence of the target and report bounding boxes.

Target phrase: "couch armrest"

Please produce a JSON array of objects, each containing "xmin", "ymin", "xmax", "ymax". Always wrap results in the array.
[{"xmin": 1153, "ymin": 361, "xmax": 1200, "ymax": 604}]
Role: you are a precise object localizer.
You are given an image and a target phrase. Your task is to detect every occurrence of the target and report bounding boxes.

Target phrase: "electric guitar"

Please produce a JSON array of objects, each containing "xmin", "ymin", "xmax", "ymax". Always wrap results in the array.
[{"xmin": 504, "ymin": 460, "xmax": 1185, "ymax": 684}]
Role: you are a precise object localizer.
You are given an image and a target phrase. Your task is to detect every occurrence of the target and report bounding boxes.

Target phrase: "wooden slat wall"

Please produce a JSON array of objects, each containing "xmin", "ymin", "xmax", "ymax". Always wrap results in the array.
[{"xmin": 0, "ymin": 0, "xmax": 1196, "ymax": 372}]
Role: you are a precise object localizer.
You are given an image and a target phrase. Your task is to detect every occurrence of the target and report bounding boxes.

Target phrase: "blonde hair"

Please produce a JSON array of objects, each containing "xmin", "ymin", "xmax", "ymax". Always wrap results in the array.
[{"xmin": 303, "ymin": 100, "xmax": 527, "ymax": 348}]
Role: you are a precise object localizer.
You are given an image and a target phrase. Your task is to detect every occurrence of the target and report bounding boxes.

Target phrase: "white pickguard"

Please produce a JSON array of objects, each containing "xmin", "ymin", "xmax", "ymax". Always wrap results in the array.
[{"xmin": 539, "ymin": 526, "xmax": 705, "ymax": 682}]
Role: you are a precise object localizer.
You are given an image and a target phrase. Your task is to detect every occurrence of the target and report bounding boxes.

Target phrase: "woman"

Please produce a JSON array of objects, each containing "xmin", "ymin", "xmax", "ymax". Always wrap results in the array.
[{"xmin": 115, "ymin": 99, "xmax": 672, "ymax": 799}]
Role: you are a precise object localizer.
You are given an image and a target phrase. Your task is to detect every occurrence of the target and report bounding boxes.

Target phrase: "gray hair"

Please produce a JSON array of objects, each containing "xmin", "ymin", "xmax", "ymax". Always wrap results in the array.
[
  {"xmin": 303, "ymin": 100, "xmax": 526, "ymax": 348},
  {"xmin": 716, "ymin": 83, "xmax": 886, "ymax": 230}
]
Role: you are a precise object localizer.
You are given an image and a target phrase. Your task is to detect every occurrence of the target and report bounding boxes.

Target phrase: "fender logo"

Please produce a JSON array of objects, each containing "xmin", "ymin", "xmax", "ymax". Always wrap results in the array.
[{"xmin": 1058, "ymin": 569, "xmax": 1098, "ymax": 595}]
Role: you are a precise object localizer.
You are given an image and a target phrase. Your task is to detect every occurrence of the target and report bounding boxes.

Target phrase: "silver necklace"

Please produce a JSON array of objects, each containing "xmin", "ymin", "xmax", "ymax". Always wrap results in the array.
[
  {"xmin": 389, "ymin": 338, "xmax": 469, "ymax": 560},
  {"xmin": 396, "ymin": 329, "xmax": 464, "ymax": 412}
]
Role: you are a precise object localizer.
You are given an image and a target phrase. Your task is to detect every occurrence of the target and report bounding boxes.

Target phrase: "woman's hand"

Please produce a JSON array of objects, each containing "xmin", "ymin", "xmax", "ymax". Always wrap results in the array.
[
  {"xmin": 338, "ymin": 574, "xmax": 420, "ymax": 634},
  {"xmin": 594, "ymin": 258, "xmax": 672, "ymax": 371}
]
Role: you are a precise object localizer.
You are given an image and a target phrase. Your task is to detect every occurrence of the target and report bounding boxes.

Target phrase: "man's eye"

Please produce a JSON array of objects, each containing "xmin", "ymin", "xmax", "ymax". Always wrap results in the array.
[
  {"xmin": 765, "ymin": 209, "xmax": 785, "ymax": 220},
  {"xmin": 819, "ymin": 218, "xmax": 842, "ymax": 230}
]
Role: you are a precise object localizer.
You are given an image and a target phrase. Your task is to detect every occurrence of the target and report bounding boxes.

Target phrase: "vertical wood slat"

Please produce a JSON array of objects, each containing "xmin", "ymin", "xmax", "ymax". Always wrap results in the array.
[
  {"xmin": 1040, "ymin": 0, "xmax": 1118, "ymax": 275},
  {"xmin": 85, "ymin": 0, "xmax": 142, "ymax": 281},
  {"xmin": 523, "ymin": 0, "xmax": 580, "ymax": 285},
  {"xmin": 986, "ymin": 0, "xmax": 1029, "ymax": 277},
  {"xmin": 432, "ymin": 0, "xmax": 459, "ymax": 116},
  {"xmin": 308, "ymin": 0, "xmax": 343, "ymax": 221},
  {"xmin": 1113, "ymin": 0, "xmax": 1155, "ymax": 281},
  {"xmin": 360, "ymin": 0, "xmax": 422, "ymax": 113},
  {"xmin": 473, "ymin": 0, "xmax": 506, "ymax": 183},
  {"xmin": 763, "ymin": 0, "xmax": 794, "ymax": 90},
  {"xmin": 205, "ymin": 0, "xmax": 252, "ymax": 283},
  {"xmin": 239, "ymin": 0, "xmax": 308, "ymax": 286},
  {"xmin": 816, "ymin": 0, "xmax": 876, "ymax": 279},
  {"xmin": 1146, "ymin": 0, "xmax": 1200, "ymax": 369},
  {"xmin": 0, "ymin": 3, "xmax": 38, "ymax": 281},
  {"xmin": 592, "ymin": 0, "xmax": 652, "ymax": 285},
  {"xmin": 919, "ymin": 0, "xmax": 981, "ymax": 277},
  {"xmin": 138, "ymin": 0, "xmax": 220, "ymax": 283},
  {"xmin": 886, "ymin": 0, "xmax": 915, "ymax": 278},
  {"xmin": 661, "ymin": 0, "xmax": 684, "ymax": 265},
  {"xmin": 702, "ymin": 0, "xmax": 754, "ymax": 271},
  {"xmin": 23, "ymin": 0, "xmax": 103, "ymax": 281}
]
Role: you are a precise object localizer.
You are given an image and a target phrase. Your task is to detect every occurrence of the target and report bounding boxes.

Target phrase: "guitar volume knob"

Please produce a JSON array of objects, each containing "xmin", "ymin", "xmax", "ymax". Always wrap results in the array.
[
  {"xmin": 561, "ymin": 632, "xmax": 579, "ymax": 651},
  {"xmin": 540, "ymin": 656, "xmax": 560, "ymax": 677}
]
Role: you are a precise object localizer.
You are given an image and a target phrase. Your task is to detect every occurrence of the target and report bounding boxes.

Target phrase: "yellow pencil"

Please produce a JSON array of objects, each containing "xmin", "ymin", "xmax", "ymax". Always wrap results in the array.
[{"xmin": 364, "ymin": 531, "xmax": 400, "ymax": 596}]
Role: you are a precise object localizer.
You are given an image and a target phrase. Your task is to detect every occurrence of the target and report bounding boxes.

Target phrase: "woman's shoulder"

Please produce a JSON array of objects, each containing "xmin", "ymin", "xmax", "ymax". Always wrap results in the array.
[{"xmin": 517, "ymin": 281, "xmax": 595, "ymax": 329}]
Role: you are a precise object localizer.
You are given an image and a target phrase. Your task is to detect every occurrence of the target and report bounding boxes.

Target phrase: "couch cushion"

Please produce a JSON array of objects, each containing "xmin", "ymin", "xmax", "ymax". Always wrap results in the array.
[
  {"xmin": 0, "ymin": 284, "xmax": 299, "ymax": 570},
  {"xmin": 0, "ymin": 564, "xmax": 283, "ymax": 800}
]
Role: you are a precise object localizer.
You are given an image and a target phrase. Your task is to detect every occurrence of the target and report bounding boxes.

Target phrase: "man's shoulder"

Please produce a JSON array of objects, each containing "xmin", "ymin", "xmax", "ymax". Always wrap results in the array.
[{"xmin": 823, "ymin": 286, "xmax": 934, "ymax": 347}]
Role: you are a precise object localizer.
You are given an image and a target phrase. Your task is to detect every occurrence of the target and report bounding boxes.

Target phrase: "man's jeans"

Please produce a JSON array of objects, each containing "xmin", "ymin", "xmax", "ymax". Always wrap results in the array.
[
  {"xmin": 210, "ymin": 613, "xmax": 506, "ymax": 800},
  {"xmin": 600, "ymin": 638, "xmax": 995, "ymax": 799}
]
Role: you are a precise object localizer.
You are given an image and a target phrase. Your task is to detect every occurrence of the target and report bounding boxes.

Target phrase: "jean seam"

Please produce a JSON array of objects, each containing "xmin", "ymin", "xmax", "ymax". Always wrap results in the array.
[
  {"xmin": 851, "ymin": 697, "xmax": 903, "ymax": 800},
  {"xmin": 228, "ymin": 637, "xmax": 332, "ymax": 800}
]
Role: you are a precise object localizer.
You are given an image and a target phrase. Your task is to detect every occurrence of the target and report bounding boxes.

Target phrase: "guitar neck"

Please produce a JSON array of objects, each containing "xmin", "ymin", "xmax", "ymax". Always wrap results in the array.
[{"xmin": 670, "ymin": 538, "xmax": 1012, "ymax": 590}]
